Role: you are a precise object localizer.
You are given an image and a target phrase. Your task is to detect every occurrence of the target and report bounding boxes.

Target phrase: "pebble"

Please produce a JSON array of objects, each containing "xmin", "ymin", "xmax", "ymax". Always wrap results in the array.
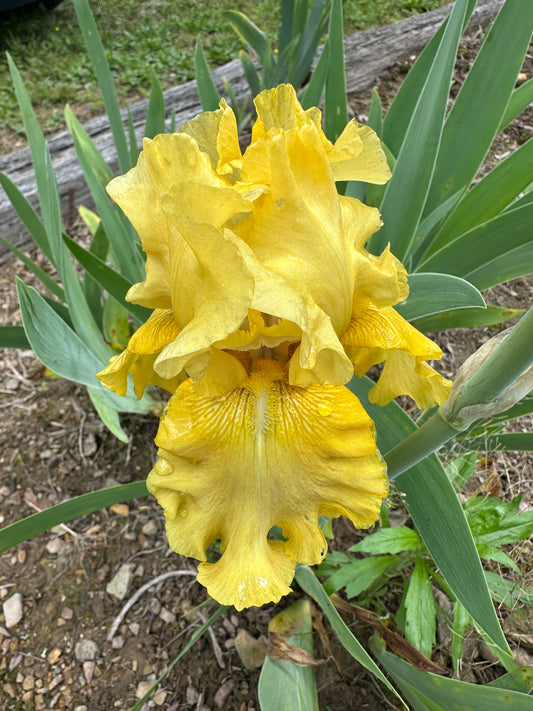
[
  {"xmin": 159, "ymin": 607, "xmax": 175, "ymax": 624},
  {"xmin": 74, "ymin": 706, "xmax": 88, "ymax": 711},
  {"xmin": 9, "ymin": 654, "xmax": 22, "ymax": 671},
  {"xmin": 3, "ymin": 682, "xmax": 16, "ymax": 698},
  {"xmin": 148, "ymin": 597, "xmax": 161, "ymax": 615},
  {"xmin": 136, "ymin": 680, "xmax": 153, "ymax": 699},
  {"xmin": 22, "ymin": 675, "xmax": 35, "ymax": 690},
  {"xmin": 83, "ymin": 660, "xmax": 95, "ymax": 684},
  {"xmin": 82, "ymin": 433, "xmax": 97, "ymax": 457},
  {"xmin": 4, "ymin": 377, "xmax": 19, "ymax": 390},
  {"xmin": 46, "ymin": 538, "xmax": 70, "ymax": 555},
  {"xmin": 110, "ymin": 503, "xmax": 129, "ymax": 516},
  {"xmin": 106, "ymin": 564, "xmax": 135, "ymax": 600},
  {"xmin": 111, "ymin": 635, "xmax": 125, "ymax": 650},
  {"xmin": 214, "ymin": 681, "xmax": 234, "ymax": 708},
  {"xmin": 141, "ymin": 519, "xmax": 158, "ymax": 535},
  {"xmin": 74, "ymin": 639, "xmax": 99, "ymax": 662},
  {"xmin": 3, "ymin": 593, "xmax": 23, "ymax": 628},
  {"xmin": 48, "ymin": 648, "xmax": 62, "ymax": 664},
  {"xmin": 153, "ymin": 690, "xmax": 168, "ymax": 706},
  {"xmin": 234, "ymin": 629, "xmax": 267, "ymax": 669}
]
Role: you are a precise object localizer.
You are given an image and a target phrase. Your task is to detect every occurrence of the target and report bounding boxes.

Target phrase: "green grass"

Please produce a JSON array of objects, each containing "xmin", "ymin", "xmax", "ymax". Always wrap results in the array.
[{"xmin": 0, "ymin": 0, "xmax": 448, "ymax": 145}]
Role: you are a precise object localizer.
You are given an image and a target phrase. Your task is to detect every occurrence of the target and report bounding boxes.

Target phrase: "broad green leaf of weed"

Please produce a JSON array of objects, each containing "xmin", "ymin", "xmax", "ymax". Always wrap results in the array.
[{"xmin": 404, "ymin": 559, "xmax": 436, "ymax": 658}]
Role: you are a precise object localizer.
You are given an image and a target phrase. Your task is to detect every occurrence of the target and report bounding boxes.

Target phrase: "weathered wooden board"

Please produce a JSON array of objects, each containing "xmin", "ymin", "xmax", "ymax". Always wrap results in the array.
[{"xmin": 0, "ymin": 0, "xmax": 504, "ymax": 260}]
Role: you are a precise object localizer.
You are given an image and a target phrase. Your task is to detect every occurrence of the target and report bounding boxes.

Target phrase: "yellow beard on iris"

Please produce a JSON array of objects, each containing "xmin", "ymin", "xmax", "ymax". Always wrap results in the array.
[{"xmin": 96, "ymin": 84, "xmax": 451, "ymax": 609}]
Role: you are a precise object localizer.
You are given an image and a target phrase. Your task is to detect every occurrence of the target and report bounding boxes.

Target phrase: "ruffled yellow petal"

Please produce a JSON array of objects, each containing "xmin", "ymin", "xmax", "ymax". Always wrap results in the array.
[
  {"xmin": 146, "ymin": 359, "xmax": 387, "ymax": 610},
  {"xmin": 107, "ymin": 132, "xmax": 253, "ymax": 313},
  {"xmin": 225, "ymin": 233, "xmax": 354, "ymax": 387},
  {"xmin": 240, "ymin": 119, "xmax": 353, "ymax": 335},
  {"xmin": 216, "ymin": 309, "xmax": 301, "ymax": 351},
  {"xmin": 342, "ymin": 305, "xmax": 451, "ymax": 407},
  {"xmin": 328, "ymin": 122, "xmax": 391, "ymax": 184},
  {"xmin": 96, "ymin": 309, "xmax": 182, "ymax": 398},
  {"xmin": 179, "ymin": 99, "xmax": 242, "ymax": 178},
  {"xmin": 343, "ymin": 306, "xmax": 442, "ymax": 366},
  {"xmin": 369, "ymin": 351, "xmax": 452, "ymax": 409},
  {"xmin": 250, "ymin": 85, "xmax": 390, "ymax": 184},
  {"xmin": 152, "ymin": 220, "xmax": 255, "ymax": 383}
]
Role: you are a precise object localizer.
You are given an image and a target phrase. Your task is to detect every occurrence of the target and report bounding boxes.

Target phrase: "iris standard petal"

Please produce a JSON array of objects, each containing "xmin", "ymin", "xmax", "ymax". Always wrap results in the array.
[
  {"xmin": 107, "ymin": 132, "xmax": 253, "ymax": 314},
  {"xmin": 179, "ymin": 99, "xmax": 242, "ymax": 178},
  {"xmin": 146, "ymin": 359, "xmax": 387, "ymax": 609}
]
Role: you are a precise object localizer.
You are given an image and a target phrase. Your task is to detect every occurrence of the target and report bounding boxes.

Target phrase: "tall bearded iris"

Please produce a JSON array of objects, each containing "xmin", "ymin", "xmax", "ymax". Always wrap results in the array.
[{"xmin": 97, "ymin": 85, "xmax": 451, "ymax": 610}]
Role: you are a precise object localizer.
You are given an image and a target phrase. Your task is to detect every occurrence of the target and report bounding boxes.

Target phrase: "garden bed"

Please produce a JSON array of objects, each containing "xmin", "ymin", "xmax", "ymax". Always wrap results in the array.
[{"xmin": 1, "ymin": 7, "xmax": 532, "ymax": 711}]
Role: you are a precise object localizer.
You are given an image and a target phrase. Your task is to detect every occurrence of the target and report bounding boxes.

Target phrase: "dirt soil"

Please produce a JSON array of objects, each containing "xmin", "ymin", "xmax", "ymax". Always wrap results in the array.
[{"xmin": 0, "ymin": 33, "xmax": 533, "ymax": 711}]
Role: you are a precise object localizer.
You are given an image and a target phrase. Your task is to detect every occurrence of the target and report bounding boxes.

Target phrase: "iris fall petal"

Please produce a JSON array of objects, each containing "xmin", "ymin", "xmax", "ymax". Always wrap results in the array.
[{"xmin": 147, "ymin": 360, "xmax": 387, "ymax": 610}]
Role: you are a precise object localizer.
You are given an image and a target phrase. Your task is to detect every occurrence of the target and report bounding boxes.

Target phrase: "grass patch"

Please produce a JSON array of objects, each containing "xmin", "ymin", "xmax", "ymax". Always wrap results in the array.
[{"xmin": 0, "ymin": 0, "xmax": 449, "ymax": 150}]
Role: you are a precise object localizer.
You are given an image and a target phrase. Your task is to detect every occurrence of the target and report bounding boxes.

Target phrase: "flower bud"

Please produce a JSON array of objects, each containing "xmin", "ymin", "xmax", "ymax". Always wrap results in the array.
[{"xmin": 440, "ymin": 329, "xmax": 533, "ymax": 429}]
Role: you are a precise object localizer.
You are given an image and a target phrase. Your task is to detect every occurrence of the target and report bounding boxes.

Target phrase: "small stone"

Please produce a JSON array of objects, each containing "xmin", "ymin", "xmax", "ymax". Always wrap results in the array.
[
  {"xmin": 46, "ymin": 538, "xmax": 70, "ymax": 555},
  {"xmin": 136, "ymin": 680, "xmax": 153, "ymax": 699},
  {"xmin": 159, "ymin": 607, "xmax": 175, "ymax": 624},
  {"xmin": 3, "ymin": 682, "xmax": 16, "ymax": 698},
  {"xmin": 48, "ymin": 647, "xmax": 62, "ymax": 664},
  {"xmin": 22, "ymin": 690, "xmax": 34, "ymax": 703},
  {"xmin": 214, "ymin": 680, "xmax": 234, "ymax": 708},
  {"xmin": 17, "ymin": 549, "xmax": 26, "ymax": 564},
  {"xmin": 186, "ymin": 683, "xmax": 199, "ymax": 704},
  {"xmin": 22, "ymin": 675, "xmax": 35, "ymax": 690},
  {"xmin": 74, "ymin": 706, "xmax": 88, "ymax": 711},
  {"xmin": 148, "ymin": 597, "xmax": 161, "ymax": 615},
  {"xmin": 234, "ymin": 629, "xmax": 267, "ymax": 669},
  {"xmin": 82, "ymin": 433, "xmax": 97, "ymax": 457},
  {"xmin": 106, "ymin": 564, "xmax": 135, "ymax": 600},
  {"xmin": 110, "ymin": 503, "xmax": 129, "ymax": 516},
  {"xmin": 153, "ymin": 690, "xmax": 168, "ymax": 706},
  {"xmin": 8, "ymin": 653, "xmax": 22, "ymax": 671},
  {"xmin": 129, "ymin": 622, "xmax": 140, "ymax": 635},
  {"xmin": 83, "ymin": 660, "xmax": 95, "ymax": 684},
  {"xmin": 3, "ymin": 593, "xmax": 23, "ymax": 628},
  {"xmin": 111, "ymin": 635, "xmax": 125, "ymax": 649},
  {"xmin": 61, "ymin": 607, "xmax": 73, "ymax": 620},
  {"xmin": 74, "ymin": 639, "xmax": 99, "ymax": 662},
  {"xmin": 5, "ymin": 377, "xmax": 19, "ymax": 390},
  {"xmin": 141, "ymin": 520, "xmax": 158, "ymax": 535}
]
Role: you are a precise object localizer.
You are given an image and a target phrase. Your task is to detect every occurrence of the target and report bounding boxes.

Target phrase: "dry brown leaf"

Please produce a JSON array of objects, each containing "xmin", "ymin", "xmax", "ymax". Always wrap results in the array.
[
  {"xmin": 267, "ymin": 632, "xmax": 319, "ymax": 666},
  {"xmin": 331, "ymin": 594, "xmax": 445, "ymax": 674}
]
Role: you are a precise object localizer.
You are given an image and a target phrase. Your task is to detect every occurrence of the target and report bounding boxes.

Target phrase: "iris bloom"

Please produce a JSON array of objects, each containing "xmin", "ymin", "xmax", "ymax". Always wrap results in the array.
[{"xmin": 97, "ymin": 85, "xmax": 451, "ymax": 610}]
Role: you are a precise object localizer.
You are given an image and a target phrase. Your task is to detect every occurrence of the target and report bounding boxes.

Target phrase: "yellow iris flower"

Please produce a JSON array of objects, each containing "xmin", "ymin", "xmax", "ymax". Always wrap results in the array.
[{"xmin": 97, "ymin": 84, "xmax": 451, "ymax": 610}]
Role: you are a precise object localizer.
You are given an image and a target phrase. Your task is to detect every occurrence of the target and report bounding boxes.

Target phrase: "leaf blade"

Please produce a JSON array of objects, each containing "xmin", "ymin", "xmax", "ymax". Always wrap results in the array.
[{"xmin": 0, "ymin": 482, "xmax": 148, "ymax": 553}]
